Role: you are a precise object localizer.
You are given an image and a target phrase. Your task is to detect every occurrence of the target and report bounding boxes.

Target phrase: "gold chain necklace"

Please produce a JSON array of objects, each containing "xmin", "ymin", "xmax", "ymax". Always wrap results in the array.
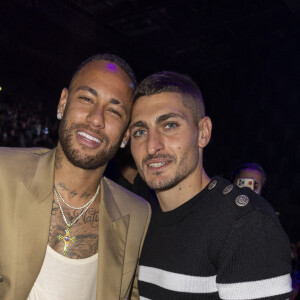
[
  {"xmin": 54, "ymin": 185, "xmax": 99, "ymax": 210},
  {"xmin": 53, "ymin": 184, "xmax": 100, "ymax": 256}
]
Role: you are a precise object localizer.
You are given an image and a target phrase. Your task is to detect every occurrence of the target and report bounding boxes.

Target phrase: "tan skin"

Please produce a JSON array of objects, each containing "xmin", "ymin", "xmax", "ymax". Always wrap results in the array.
[
  {"xmin": 48, "ymin": 60, "xmax": 133, "ymax": 259},
  {"xmin": 129, "ymin": 92, "xmax": 212, "ymax": 211}
]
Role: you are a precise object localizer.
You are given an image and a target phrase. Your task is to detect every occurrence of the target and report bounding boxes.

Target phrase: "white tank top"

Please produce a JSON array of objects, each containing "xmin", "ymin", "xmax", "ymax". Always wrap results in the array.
[{"xmin": 27, "ymin": 245, "xmax": 98, "ymax": 300}]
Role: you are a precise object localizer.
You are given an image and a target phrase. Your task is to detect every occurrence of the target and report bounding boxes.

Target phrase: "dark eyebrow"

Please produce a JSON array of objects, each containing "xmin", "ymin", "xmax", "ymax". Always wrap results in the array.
[
  {"xmin": 110, "ymin": 98, "xmax": 128, "ymax": 114},
  {"xmin": 76, "ymin": 86, "xmax": 127, "ymax": 114},
  {"xmin": 129, "ymin": 120, "xmax": 148, "ymax": 131},
  {"xmin": 129, "ymin": 113, "xmax": 183, "ymax": 131},
  {"xmin": 156, "ymin": 113, "xmax": 183, "ymax": 123},
  {"xmin": 76, "ymin": 86, "xmax": 98, "ymax": 97}
]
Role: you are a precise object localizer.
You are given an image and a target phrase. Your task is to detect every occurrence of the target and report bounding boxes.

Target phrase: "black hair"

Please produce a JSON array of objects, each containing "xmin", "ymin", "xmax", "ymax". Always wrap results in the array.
[
  {"xmin": 133, "ymin": 71, "xmax": 205, "ymax": 124},
  {"xmin": 69, "ymin": 53, "xmax": 137, "ymax": 89}
]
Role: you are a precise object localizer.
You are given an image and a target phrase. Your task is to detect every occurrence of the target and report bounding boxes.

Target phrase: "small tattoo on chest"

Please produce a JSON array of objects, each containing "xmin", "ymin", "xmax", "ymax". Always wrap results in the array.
[
  {"xmin": 80, "ymin": 192, "xmax": 92, "ymax": 200},
  {"xmin": 58, "ymin": 182, "xmax": 68, "ymax": 191},
  {"xmin": 70, "ymin": 190, "xmax": 78, "ymax": 198},
  {"xmin": 82, "ymin": 208, "xmax": 99, "ymax": 228}
]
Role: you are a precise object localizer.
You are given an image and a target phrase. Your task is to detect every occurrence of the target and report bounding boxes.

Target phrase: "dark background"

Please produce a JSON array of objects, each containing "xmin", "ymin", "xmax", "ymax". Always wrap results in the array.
[{"xmin": 0, "ymin": 0, "xmax": 299, "ymax": 240}]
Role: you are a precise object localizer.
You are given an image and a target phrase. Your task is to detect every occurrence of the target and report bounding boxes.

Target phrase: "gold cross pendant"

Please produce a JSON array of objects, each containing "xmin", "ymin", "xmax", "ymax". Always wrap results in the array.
[{"xmin": 57, "ymin": 224, "xmax": 77, "ymax": 256}]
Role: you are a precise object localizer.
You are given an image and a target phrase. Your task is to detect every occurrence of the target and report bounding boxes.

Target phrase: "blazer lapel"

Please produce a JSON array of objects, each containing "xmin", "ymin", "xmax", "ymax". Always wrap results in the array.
[
  {"xmin": 97, "ymin": 178, "xmax": 130, "ymax": 299},
  {"xmin": 13, "ymin": 149, "xmax": 55, "ymax": 299}
]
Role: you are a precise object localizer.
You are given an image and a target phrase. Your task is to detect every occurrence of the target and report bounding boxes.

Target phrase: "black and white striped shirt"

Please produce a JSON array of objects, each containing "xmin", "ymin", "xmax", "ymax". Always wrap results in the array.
[{"xmin": 138, "ymin": 177, "xmax": 292, "ymax": 300}]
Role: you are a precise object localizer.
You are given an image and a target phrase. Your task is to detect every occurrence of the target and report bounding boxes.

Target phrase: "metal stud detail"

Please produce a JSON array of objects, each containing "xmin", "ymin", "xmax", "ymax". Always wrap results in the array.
[
  {"xmin": 223, "ymin": 184, "xmax": 233, "ymax": 195},
  {"xmin": 235, "ymin": 195, "xmax": 249, "ymax": 207},
  {"xmin": 208, "ymin": 179, "xmax": 217, "ymax": 190}
]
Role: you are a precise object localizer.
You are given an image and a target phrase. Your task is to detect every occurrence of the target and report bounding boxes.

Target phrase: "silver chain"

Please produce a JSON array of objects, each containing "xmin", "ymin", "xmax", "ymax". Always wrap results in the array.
[
  {"xmin": 54, "ymin": 184, "xmax": 100, "ymax": 210},
  {"xmin": 53, "ymin": 185, "xmax": 100, "ymax": 227}
]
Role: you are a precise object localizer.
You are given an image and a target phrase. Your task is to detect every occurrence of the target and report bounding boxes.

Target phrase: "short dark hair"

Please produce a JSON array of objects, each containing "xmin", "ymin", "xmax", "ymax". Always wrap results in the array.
[
  {"xmin": 232, "ymin": 162, "xmax": 266, "ymax": 186},
  {"xmin": 133, "ymin": 71, "xmax": 205, "ymax": 124},
  {"xmin": 69, "ymin": 53, "xmax": 137, "ymax": 90}
]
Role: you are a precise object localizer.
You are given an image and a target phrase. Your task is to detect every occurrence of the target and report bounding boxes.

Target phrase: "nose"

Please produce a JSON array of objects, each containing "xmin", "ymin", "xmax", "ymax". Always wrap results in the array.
[
  {"xmin": 86, "ymin": 106, "xmax": 105, "ymax": 128},
  {"xmin": 147, "ymin": 129, "xmax": 164, "ymax": 155}
]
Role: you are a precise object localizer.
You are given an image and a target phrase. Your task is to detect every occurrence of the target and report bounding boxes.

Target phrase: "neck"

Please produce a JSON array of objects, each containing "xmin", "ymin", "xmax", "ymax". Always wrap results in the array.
[
  {"xmin": 156, "ymin": 168, "xmax": 210, "ymax": 212},
  {"xmin": 54, "ymin": 145, "xmax": 104, "ymax": 205}
]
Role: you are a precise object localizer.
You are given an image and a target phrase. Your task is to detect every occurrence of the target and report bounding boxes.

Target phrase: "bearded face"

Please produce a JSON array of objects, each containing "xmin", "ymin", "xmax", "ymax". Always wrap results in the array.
[
  {"xmin": 56, "ymin": 60, "xmax": 134, "ymax": 170},
  {"xmin": 58, "ymin": 116, "xmax": 121, "ymax": 170}
]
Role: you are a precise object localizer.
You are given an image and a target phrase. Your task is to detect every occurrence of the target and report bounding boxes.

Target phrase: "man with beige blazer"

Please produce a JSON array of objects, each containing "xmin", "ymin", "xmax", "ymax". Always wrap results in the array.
[{"xmin": 0, "ymin": 54, "xmax": 151, "ymax": 299}]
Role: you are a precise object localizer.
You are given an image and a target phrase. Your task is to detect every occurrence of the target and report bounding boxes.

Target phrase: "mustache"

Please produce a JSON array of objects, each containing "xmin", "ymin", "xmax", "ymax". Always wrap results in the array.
[{"xmin": 142, "ymin": 153, "xmax": 175, "ymax": 165}]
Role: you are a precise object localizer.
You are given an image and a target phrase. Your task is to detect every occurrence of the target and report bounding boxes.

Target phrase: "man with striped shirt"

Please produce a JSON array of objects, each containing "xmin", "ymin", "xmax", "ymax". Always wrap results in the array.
[{"xmin": 128, "ymin": 71, "xmax": 292, "ymax": 299}]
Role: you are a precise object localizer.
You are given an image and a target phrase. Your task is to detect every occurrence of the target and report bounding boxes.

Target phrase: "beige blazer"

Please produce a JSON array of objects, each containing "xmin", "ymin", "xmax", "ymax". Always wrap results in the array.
[{"xmin": 0, "ymin": 147, "xmax": 151, "ymax": 300}]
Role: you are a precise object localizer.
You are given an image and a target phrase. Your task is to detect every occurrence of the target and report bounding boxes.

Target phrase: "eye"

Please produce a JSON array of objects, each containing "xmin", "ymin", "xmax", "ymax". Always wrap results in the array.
[
  {"xmin": 165, "ymin": 122, "xmax": 178, "ymax": 129},
  {"xmin": 133, "ymin": 129, "xmax": 147, "ymax": 138},
  {"xmin": 108, "ymin": 108, "xmax": 122, "ymax": 118},
  {"xmin": 79, "ymin": 96, "xmax": 93, "ymax": 103}
]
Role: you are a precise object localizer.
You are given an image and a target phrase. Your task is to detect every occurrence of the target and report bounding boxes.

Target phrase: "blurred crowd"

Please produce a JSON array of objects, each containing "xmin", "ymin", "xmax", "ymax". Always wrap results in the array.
[{"xmin": 0, "ymin": 92, "xmax": 58, "ymax": 148}]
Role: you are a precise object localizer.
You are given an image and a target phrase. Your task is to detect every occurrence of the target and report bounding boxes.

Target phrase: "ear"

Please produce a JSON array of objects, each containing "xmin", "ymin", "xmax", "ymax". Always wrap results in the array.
[
  {"xmin": 198, "ymin": 116, "xmax": 212, "ymax": 148},
  {"xmin": 120, "ymin": 129, "xmax": 130, "ymax": 148},
  {"xmin": 57, "ymin": 88, "xmax": 69, "ymax": 116}
]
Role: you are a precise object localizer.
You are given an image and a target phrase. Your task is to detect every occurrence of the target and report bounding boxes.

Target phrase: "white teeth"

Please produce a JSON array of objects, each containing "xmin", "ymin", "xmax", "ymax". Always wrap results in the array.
[
  {"xmin": 78, "ymin": 131, "xmax": 101, "ymax": 143},
  {"xmin": 149, "ymin": 162, "xmax": 167, "ymax": 168}
]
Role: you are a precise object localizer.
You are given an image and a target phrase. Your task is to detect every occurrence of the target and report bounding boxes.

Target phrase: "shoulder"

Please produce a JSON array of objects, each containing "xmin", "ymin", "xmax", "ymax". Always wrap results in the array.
[
  {"xmin": 207, "ymin": 176, "xmax": 279, "ymax": 223},
  {"xmin": 0, "ymin": 146, "xmax": 50, "ymax": 159},
  {"xmin": 0, "ymin": 147, "xmax": 52, "ymax": 175},
  {"xmin": 207, "ymin": 177, "xmax": 290, "ymax": 266}
]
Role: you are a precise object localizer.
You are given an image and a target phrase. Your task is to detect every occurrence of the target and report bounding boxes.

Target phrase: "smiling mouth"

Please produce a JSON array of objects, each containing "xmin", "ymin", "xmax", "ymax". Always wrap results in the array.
[
  {"xmin": 77, "ymin": 131, "xmax": 101, "ymax": 143},
  {"xmin": 148, "ymin": 162, "xmax": 168, "ymax": 168}
]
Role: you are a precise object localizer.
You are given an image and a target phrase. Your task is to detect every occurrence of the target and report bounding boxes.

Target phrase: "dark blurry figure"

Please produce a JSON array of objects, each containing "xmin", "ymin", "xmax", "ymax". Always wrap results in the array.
[{"xmin": 232, "ymin": 162, "xmax": 266, "ymax": 195}]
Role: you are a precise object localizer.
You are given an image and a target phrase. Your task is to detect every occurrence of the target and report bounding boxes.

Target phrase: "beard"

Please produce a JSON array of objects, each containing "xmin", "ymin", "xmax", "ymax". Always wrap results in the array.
[
  {"xmin": 58, "ymin": 116, "xmax": 121, "ymax": 170},
  {"xmin": 137, "ymin": 152, "xmax": 198, "ymax": 191}
]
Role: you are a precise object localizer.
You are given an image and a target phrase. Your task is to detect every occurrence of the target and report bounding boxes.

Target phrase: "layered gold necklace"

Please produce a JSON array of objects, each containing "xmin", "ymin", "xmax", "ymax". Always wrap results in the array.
[{"xmin": 53, "ymin": 184, "xmax": 100, "ymax": 256}]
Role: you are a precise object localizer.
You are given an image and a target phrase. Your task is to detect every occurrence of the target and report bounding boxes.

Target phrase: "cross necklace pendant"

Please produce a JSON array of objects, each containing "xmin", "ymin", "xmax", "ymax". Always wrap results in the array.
[
  {"xmin": 57, "ymin": 224, "xmax": 77, "ymax": 256},
  {"xmin": 53, "ymin": 184, "xmax": 100, "ymax": 256}
]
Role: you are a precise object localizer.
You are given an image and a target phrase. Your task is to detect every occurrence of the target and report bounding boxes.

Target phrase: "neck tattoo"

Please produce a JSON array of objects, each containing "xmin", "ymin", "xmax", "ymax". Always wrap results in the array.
[{"xmin": 53, "ymin": 184, "xmax": 100, "ymax": 256}]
